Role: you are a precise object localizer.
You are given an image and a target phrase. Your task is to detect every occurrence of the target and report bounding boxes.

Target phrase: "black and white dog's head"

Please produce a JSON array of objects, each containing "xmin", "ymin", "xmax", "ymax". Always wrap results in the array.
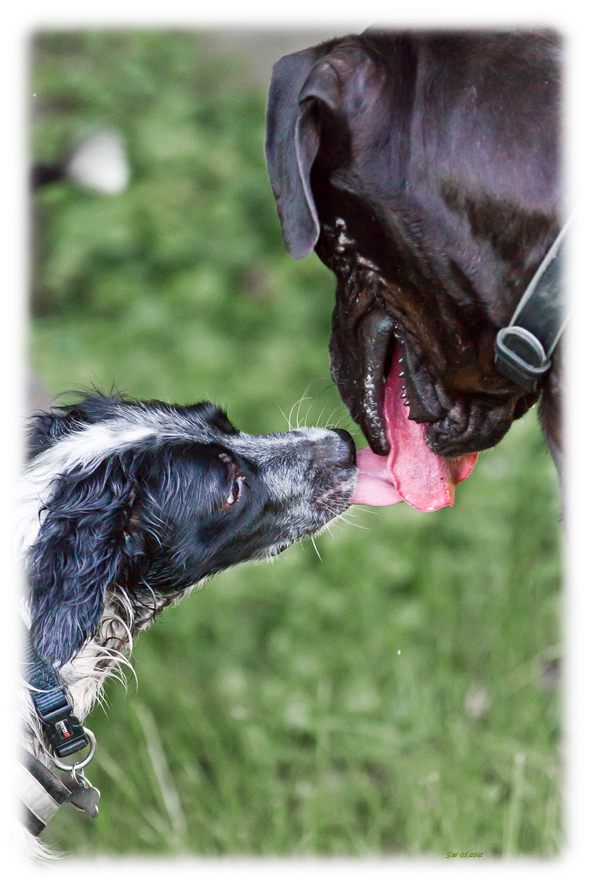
[{"xmin": 19, "ymin": 393, "xmax": 356, "ymax": 667}]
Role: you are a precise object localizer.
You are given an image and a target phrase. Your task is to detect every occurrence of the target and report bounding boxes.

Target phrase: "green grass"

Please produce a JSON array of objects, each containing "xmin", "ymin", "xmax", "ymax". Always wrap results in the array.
[{"xmin": 30, "ymin": 30, "xmax": 561, "ymax": 858}]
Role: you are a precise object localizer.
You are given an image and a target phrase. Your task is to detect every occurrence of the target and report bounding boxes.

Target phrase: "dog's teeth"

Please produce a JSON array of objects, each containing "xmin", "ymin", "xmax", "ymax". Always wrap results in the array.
[{"xmin": 398, "ymin": 371, "xmax": 405, "ymax": 378}]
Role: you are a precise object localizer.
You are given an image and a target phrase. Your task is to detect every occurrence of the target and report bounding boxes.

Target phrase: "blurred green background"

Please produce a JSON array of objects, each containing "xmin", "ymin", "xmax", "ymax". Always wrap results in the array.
[{"xmin": 29, "ymin": 30, "xmax": 561, "ymax": 857}]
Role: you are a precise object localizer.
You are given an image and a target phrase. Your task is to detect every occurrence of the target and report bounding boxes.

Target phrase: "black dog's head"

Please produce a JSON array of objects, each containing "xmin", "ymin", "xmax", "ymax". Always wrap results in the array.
[
  {"xmin": 21, "ymin": 394, "xmax": 356, "ymax": 665},
  {"xmin": 266, "ymin": 30, "xmax": 562, "ymax": 468}
]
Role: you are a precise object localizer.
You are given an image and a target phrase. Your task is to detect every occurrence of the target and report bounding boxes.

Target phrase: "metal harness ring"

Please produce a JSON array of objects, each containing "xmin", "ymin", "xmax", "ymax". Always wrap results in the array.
[{"xmin": 51, "ymin": 727, "xmax": 97, "ymax": 771}]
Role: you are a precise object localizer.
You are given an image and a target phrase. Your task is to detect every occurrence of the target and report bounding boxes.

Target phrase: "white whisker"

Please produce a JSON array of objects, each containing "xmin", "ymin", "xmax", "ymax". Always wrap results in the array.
[
  {"xmin": 348, "ymin": 505, "xmax": 377, "ymax": 516},
  {"xmin": 277, "ymin": 404, "xmax": 292, "ymax": 431},
  {"xmin": 337, "ymin": 514, "xmax": 373, "ymax": 531},
  {"xmin": 310, "ymin": 535, "xmax": 323, "ymax": 561}
]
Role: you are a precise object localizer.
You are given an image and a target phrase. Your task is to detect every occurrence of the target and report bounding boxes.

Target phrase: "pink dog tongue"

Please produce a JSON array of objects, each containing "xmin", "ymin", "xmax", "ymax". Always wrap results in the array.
[{"xmin": 352, "ymin": 353, "xmax": 478, "ymax": 511}]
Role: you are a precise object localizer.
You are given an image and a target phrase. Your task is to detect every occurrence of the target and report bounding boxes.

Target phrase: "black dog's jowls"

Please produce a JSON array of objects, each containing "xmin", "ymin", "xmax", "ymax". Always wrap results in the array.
[
  {"xmin": 265, "ymin": 30, "xmax": 562, "ymax": 472},
  {"xmin": 23, "ymin": 394, "xmax": 356, "ymax": 665}
]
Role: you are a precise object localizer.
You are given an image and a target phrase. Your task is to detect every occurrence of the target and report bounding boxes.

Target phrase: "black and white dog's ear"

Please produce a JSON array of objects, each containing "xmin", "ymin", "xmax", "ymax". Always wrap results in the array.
[
  {"xmin": 266, "ymin": 47, "xmax": 343, "ymax": 260},
  {"xmin": 28, "ymin": 456, "xmax": 136, "ymax": 665}
]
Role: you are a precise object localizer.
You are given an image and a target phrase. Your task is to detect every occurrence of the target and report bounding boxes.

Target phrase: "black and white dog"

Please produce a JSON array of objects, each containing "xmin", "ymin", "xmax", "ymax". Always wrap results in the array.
[{"xmin": 17, "ymin": 392, "xmax": 356, "ymax": 857}]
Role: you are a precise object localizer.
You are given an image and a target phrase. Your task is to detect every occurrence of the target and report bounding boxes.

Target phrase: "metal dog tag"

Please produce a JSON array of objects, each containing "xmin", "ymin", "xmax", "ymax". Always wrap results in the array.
[{"xmin": 61, "ymin": 770, "xmax": 101, "ymax": 818}]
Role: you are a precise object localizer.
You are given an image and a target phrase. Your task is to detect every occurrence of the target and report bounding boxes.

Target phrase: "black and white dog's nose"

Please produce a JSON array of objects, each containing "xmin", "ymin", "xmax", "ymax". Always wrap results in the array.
[{"xmin": 328, "ymin": 428, "xmax": 357, "ymax": 468}]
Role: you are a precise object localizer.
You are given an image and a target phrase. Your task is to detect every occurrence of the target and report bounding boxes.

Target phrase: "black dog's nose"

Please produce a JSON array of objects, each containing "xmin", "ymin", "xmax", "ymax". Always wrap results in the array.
[{"xmin": 330, "ymin": 428, "xmax": 357, "ymax": 467}]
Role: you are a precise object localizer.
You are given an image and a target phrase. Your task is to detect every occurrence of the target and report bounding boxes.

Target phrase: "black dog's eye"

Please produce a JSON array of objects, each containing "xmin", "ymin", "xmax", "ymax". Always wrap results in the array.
[{"xmin": 223, "ymin": 474, "xmax": 245, "ymax": 509}]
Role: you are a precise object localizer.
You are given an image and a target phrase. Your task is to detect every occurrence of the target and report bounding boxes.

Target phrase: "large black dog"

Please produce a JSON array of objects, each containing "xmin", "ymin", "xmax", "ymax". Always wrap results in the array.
[{"xmin": 266, "ymin": 29, "xmax": 562, "ymax": 507}]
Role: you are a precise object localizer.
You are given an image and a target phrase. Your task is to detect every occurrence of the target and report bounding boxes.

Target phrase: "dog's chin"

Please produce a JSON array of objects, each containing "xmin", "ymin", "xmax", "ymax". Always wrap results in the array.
[
  {"xmin": 395, "ymin": 346, "xmax": 523, "ymax": 458},
  {"xmin": 422, "ymin": 401, "xmax": 516, "ymax": 457}
]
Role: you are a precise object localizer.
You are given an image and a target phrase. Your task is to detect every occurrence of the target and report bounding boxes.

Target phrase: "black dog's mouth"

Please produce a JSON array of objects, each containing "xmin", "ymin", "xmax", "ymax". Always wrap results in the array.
[
  {"xmin": 329, "ymin": 305, "xmax": 533, "ymax": 510},
  {"xmin": 333, "ymin": 306, "xmax": 520, "ymax": 461},
  {"xmin": 330, "ymin": 307, "xmax": 443, "ymax": 455}
]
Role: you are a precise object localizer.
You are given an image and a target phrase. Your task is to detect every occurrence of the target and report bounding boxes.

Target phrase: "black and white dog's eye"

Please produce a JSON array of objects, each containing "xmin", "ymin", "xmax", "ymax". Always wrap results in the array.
[{"xmin": 224, "ymin": 474, "xmax": 245, "ymax": 509}]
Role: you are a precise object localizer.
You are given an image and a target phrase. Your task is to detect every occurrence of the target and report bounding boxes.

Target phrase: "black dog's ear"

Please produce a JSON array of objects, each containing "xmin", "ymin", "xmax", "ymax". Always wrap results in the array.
[
  {"xmin": 28, "ymin": 456, "xmax": 136, "ymax": 665},
  {"xmin": 266, "ymin": 48, "xmax": 343, "ymax": 260}
]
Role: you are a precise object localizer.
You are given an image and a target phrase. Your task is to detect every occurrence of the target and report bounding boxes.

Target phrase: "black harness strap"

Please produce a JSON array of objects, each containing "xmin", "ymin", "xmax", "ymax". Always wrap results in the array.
[
  {"xmin": 25, "ymin": 634, "xmax": 89, "ymax": 759},
  {"xmin": 494, "ymin": 218, "xmax": 571, "ymax": 392},
  {"xmin": 21, "ymin": 614, "xmax": 101, "ymax": 835}
]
